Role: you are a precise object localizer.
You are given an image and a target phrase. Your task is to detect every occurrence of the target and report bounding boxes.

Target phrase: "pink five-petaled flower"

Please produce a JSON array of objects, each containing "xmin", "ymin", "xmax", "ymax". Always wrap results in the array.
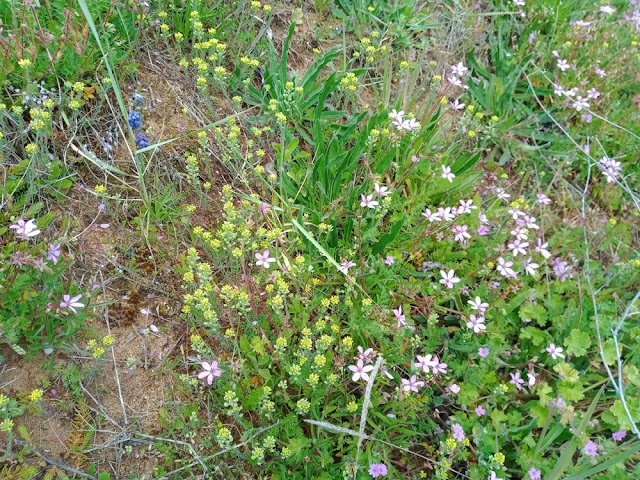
[
  {"xmin": 510, "ymin": 371, "xmax": 525, "ymax": 390},
  {"xmin": 360, "ymin": 194, "xmax": 379, "ymax": 209},
  {"xmin": 47, "ymin": 244, "xmax": 61, "ymax": 265},
  {"xmin": 537, "ymin": 193, "xmax": 551, "ymax": 205},
  {"xmin": 415, "ymin": 354, "xmax": 437, "ymax": 373},
  {"xmin": 198, "ymin": 361, "xmax": 222, "ymax": 385},
  {"xmin": 546, "ymin": 343, "xmax": 565, "ymax": 359},
  {"xmin": 439, "ymin": 269, "xmax": 460, "ymax": 289},
  {"xmin": 450, "ymin": 383, "xmax": 460, "ymax": 393},
  {"xmin": 496, "ymin": 257, "xmax": 515, "ymax": 277},
  {"xmin": 433, "ymin": 356, "xmax": 448, "ymax": 374},
  {"xmin": 451, "ymin": 224, "xmax": 471, "ymax": 243},
  {"xmin": 338, "ymin": 259, "xmax": 357, "ymax": 275},
  {"xmin": 584, "ymin": 440, "xmax": 598, "ymax": 457},
  {"xmin": 401, "ymin": 375, "xmax": 424, "ymax": 393},
  {"xmin": 255, "ymin": 250, "xmax": 276, "ymax": 269},
  {"xmin": 466, "ymin": 314, "xmax": 486, "ymax": 334},
  {"xmin": 393, "ymin": 306, "xmax": 406, "ymax": 328},
  {"xmin": 508, "ymin": 239, "xmax": 529, "ymax": 256},
  {"xmin": 9, "ymin": 218, "xmax": 41, "ymax": 238},
  {"xmin": 528, "ymin": 468, "xmax": 542, "ymax": 480},
  {"xmin": 374, "ymin": 183, "xmax": 391, "ymax": 197},
  {"xmin": 468, "ymin": 296, "xmax": 488, "ymax": 314},
  {"xmin": 451, "ymin": 62, "xmax": 468, "ymax": 76},
  {"xmin": 450, "ymin": 99, "xmax": 465, "ymax": 110},
  {"xmin": 389, "ymin": 109, "xmax": 405, "ymax": 123},
  {"xmin": 572, "ymin": 96, "xmax": 590, "ymax": 111},
  {"xmin": 524, "ymin": 257, "xmax": 539, "ymax": 276},
  {"xmin": 384, "ymin": 255, "xmax": 395, "ymax": 265},
  {"xmin": 452, "ymin": 423, "xmax": 465, "ymax": 441},
  {"xmin": 557, "ymin": 59, "xmax": 570, "ymax": 72},
  {"xmin": 422, "ymin": 207, "xmax": 441, "ymax": 222},
  {"xmin": 441, "ymin": 165, "xmax": 455, "ymax": 182},
  {"xmin": 475, "ymin": 405, "xmax": 486, "ymax": 416},
  {"xmin": 60, "ymin": 294, "xmax": 84, "ymax": 314},
  {"xmin": 595, "ymin": 67, "xmax": 607, "ymax": 78},
  {"xmin": 536, "ymin": 239, "xmax": 552, "ymax": 259},
  {"xmin": 489, "ymin": 472, "xmax": 504, "ymax": 480},
  {"xmin": 348, "ymin": 359, "xmax": 374, "ymax": 382},
  {"xmin": 478, "ymin": 347, "xmax": 489, "ymax": 357},
  {"xmin": 357, "ymin": 345, "xmax": 374, "ymax": 361}
]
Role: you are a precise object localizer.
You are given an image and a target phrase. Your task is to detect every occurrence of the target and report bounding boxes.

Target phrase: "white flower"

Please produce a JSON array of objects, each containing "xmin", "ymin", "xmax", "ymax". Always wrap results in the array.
[
  {"xmin": 450, "ymin": 99, "xmax": 465, "ymax": 110},
  {"xmin": 255, "ymin": 250, "xmax": 276, "ymax": 269},
  {"xmin": 441, "ymin": 165, "xmax": 455, "ymax": 182},
  {"xmin": 9, "ymin": 218, "xmax": 41, "ymax": 238},
  {"xmin": 572, "ymin": 96, "xmax": 590, "ymax": 111},
  {"xmin": 523, "ymin": 257, "xmax": 539, "ymax": 276},
  {"xmin": 389, "ymin": 109, "xmax": 405, "ymax": 122},
  {"xmin": 451, "ymin": 62, "xmax": 468, "ymax": 76},
  {"xmin": 348, "ymin": 359, "xmax": 374, "ymax": 382},
  {"xmin": 439, "ymin": 269, "xmax": 460, "ymax": 289},
  {"xmin": 600, "ymin": 5, "xmax": 615, "ymax": 13},
  {"xmin": 536, "ymin": 239, "xmax": 551, "ymax": 259},
  {"xmin": 374, "ymin": 183, "xmax": 391, "ymax": 197},
  {"xmin": 557, "ymin": 59, "xmax": 570, "ymax": 72}
]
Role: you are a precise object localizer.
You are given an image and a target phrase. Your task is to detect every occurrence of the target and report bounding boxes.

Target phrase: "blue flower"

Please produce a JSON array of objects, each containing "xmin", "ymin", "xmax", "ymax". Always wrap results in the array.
[
  {"xmin": 128, "ymin": 110, "xmax": 141, "ymax": 130},
  {"xmin": 135, "ymin": 132, "xmax": 149, "ymax": 149}
]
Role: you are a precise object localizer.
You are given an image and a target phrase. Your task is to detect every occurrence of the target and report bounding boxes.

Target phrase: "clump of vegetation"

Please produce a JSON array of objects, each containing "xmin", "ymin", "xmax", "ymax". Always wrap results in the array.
[{"xmin": 1, "ymin": 1, "xmax": 639, "ymax": 479}]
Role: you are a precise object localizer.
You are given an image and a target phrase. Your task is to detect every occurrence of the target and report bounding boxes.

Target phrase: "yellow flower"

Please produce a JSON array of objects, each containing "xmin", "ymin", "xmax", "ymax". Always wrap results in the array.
[
  {"xmin": 102, "ymin": 335, "xmax": 114, "ymax": 346},
  {"xmin": 347, "ymin": 401, "xmax": 358, "ymax": 412},
  {"xmin": 0, "ymin": 419, "xmax": 13, "ymax": 432},
  {"xmin": 468, "ymin": 130, "xmax": 476, "ymax": 137},
  {"xmin": 18, "ymin": 59, "xmax": 32, "ymax": 68},
  {"xmin": 494, "ymin": 452, "xmax": 505, "ymax": 464},
  {"xmin": 0, "ymin": 394, "xmax": 7, "ymax": 406},
  {"xmin": 93, "ymin": 347, "xmax": 105, "ymax": 358},
  {"xmin": 263, "ymin": 5, "xmax": 271, "ymax": 12},
  {"xmin": 30, "ymin": 389, "xmax": 44, "ymax": 401}
]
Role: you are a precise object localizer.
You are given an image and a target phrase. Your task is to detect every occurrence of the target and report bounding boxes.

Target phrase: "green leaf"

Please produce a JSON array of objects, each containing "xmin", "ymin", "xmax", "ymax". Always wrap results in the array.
[
  {"xmin": 564, "ymin": 329, "xmax": 591, "ymax": 357},
  {"xmin": 546, "ymin": 386, "xmax": 604, "ymax": 480},
  {"xmin": 372, "ymin": 215, "xmax": 405, "ymax": 255}
]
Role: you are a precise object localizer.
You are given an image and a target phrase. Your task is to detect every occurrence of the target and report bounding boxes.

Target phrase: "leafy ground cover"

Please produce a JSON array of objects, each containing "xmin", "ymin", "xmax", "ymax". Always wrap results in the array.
[{"xmin": 1, "ymin": 0, "xmax": 640, "ymax": 479}]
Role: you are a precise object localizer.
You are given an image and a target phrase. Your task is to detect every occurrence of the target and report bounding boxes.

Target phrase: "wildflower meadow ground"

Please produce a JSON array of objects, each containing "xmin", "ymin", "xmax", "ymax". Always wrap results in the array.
[{"xmin": 1, "ymin": 0, "xmax": 640, "ymax": 479}]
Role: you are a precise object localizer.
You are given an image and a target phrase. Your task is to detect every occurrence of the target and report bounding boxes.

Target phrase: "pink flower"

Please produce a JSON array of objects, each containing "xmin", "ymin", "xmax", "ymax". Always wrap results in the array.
[
  {"xmin": 475, "ymin": 405, "xmax": 486, "ymax": 416},
  {"xmin": 536, "ymin": 193, "xmax": 551, "ymax": 205},
  {"xmin": 557, "ymin": 59, "xmax": 570, "ymax": 72},
  {"xmin": 422, "ymin": 207, "xmax": 441, "ymax": 222},
  {"xmin": 360, "ymin": 194, "xmax": 379, "ymax": 209},
  {"xmin": 450, "ymin": 383, "xmax": 460, "ymax": 393},
  {"xmin": 198, "ymin": 361, "xmax": 222, "ymax": 385},
  {"xmin": 535, "ymin": 239, "xmax": 551, "ymax": 259},
  {"xmin": 415, "ymin": 354, "xmax": 437, "ymax": 373},
  {"xmin": 612, "ymin": 429, "xmax": 626, "ymax": 441},
  {"xmin": 478, "ymin": 347, "xmax": 489, "ymax": 357},
  {"xmin": 401, "ymin": 375, "xmax": 424, "ymax": 392},
  {"xmin": 60, "ymin": 294, "xmax": 84, "ymax": 314},
  {"xmin": 468, "ymin": 296, "xmax": 488, "ymax": 314},
  {"xmin": 47, "ymin": 244, "xmax": 61, "ymax": 265},
  {"xmin": 433, "ymin": 357, "xmax": 448, "ymax": 374},
  {"xmin": 338, "ymin": 259, "xmax": 357, "ymax": 275},
  {"xmin": 466, "ymin": 314, "xmax": 486, "ymax": 334},
  {"xmin": 452, "ymin": 224, "xmax": 471, "ymax": 243},
  {"xmin": 357, "ymin": 346, "xmax": 374, "ymax": 361},
  {"xmin": 595, "ymin": 68, "xmax": 607, "ymax": 78},
  {"xmin": 255, "ymin": 250, "xmax": 276, "ymax": 268},
  {"xmin": 496, "ymin": 257, "xmax": 515, "ymax": 277},
  {"xmin": 393, "ymin": 306, "xmax": 406, "ymax": 328},
  {"xmin": 384, "ymin": 255, "xmax": 395, "ymax": 265},
  {"xmin": 583, "ymin": 440, "xmax": 598, "ymax": 457},
  {"xmin": 374, "ymin": 183, "xmax": 391, "ymax": 197},
  {"xmin": 508, "ymin": 239, "xmax": 529, "ymax": 256},
  {"xmin": 528, "ymin": 468, "xmax": 541, "ymax": 480},
  {"xmin": 452, "ymin": 423, "xmax": 465, "ymax": 441},
  {"xmin": 510, "ymin": 371, "xmax": 525, "ymax": 390},
  {"xmin": 546, "ymin": 343, "xmax": 565, "ymax": 360},
  {"xmin": 9, "ymin": 218, "xmax": 41, "ymax": 238},
  {"xmin": 439, "ymin": 269, "xmax": 460, "ymax": 289},
  {"xmin": 477, "ymin": 225, "xmax": 490, "ymax": 236},
  {"xmin": 348, "ymin": 359, "xmax": 374, "ymax": 382}
]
